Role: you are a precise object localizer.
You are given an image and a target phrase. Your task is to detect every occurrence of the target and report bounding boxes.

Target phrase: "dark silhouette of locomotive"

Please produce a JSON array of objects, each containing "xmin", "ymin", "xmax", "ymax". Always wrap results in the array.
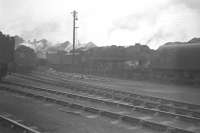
[{"xmin": 0, "ymin": 32, "xmax": 15, "ymax": 80}]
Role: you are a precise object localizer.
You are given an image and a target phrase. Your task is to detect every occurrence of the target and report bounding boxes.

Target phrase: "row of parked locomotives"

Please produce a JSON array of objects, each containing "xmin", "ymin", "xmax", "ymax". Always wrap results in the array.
[
  {"xmin": 0, "ymin": 32, "xmax": 15, "ymax": 80},
  {"xmin": 149, "ymin": 42, "xmax": 200, "ymax": 83},
  {"xmin": 79, "ymin": 42, "xmax": 200, "ymax": 84},
  {"xmin": 45, "ymin": 41, "xmax": 200, "ymax": 84}
]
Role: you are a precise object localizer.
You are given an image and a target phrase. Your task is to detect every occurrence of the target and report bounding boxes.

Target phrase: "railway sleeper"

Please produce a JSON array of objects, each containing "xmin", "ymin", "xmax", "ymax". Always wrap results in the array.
[
  {"xmin": 134, "ymin": 107, "xmax": 155, "ymax": 115},
  {"xmin": 100, "ymin": 111, "xmax": 121, "ymax": 119},
  {"xmin": 69, "ymin": 103, "xmax": 84, "ymax": 110},
  {"xmin": 121, "ymin": 115, "xmax": 140, "ymax": 126},
  {"xmin": 140, "ymin": 120, "xmax": 167, "ymax": 132},
  {"xmin": 84, "ymin": 107, "xmax": 100, "ymax": 114}
]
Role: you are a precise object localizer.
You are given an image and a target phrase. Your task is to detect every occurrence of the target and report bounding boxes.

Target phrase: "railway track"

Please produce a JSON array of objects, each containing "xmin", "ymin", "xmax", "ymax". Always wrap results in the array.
[
  {"xmin": 38, "ymin": 71, "xmax": 200, "ymax": 110},
  {"xmin": 1, "ymin": 73, "xmax": 200, "ymax": 133},
  {"xmin": 0, "ymin": 113, "xmax": 40, "ymax": 133},
  {"xmin": 0, "ymin": 82, "xmax": 196, "ymax": 133},
  {"xmin": 48, "ymin": 71, "xmax": 200, "ymax": 105},
  {"xmin": 14, "ymin": 72, "xmax": 200, "ymax": 118}
]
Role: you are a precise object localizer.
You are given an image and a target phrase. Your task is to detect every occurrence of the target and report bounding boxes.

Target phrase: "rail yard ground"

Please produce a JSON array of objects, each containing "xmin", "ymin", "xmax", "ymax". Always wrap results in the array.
[
  {"xmin": 0, "ymin": 90, "xmax": 141, "ymax": 133},
  {"xmin": 0, "ymin": 70, "xmax": 200, "ymax": 133}
]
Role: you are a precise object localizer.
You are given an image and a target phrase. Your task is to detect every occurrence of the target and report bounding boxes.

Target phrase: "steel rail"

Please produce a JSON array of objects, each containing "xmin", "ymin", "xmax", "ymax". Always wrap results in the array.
[
  {"xmin": 13, "ymin": 73, "xmax": 200, "ymax": 119},
  {"xmin": 0, "ymin": 114, "xmax": 41, "ymax": 133}
]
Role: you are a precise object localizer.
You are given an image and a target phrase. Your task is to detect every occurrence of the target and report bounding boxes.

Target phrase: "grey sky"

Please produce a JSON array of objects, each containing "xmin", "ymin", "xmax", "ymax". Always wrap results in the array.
[{"xmin": 0, "ymin": 0, "xmax": 200, "ymax": 49}]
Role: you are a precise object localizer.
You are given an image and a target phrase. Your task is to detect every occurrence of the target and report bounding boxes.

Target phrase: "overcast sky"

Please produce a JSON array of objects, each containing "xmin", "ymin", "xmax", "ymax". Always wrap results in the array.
[{"xmin": 0, "ymin": 0, "xmax": 200, "ymax": 49}]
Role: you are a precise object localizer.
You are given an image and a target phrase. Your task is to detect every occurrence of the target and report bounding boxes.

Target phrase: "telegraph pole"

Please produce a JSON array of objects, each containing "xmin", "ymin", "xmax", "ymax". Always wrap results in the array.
[{"xmin": 71, "ymin": 10, "xmax": 78, "ymax": 66}]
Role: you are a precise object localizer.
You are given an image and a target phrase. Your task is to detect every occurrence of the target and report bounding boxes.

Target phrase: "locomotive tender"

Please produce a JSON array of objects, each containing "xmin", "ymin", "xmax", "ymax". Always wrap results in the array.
[{"xmin": 150, "ymin": 42, "xmax": 200, "ymax": 83}]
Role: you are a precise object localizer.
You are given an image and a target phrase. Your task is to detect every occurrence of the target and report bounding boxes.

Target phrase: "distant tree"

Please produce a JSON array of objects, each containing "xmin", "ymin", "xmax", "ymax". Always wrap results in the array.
[
  {"xmin": 37, "ymin": 58, "xmax": 47, "ymax": 66},
  {"xmin": 125, "ymin": 43, "xmax": 154, "ymax": 67},
  {"xmin": 15, "ymin": 45, "xmax": 37, "ymax": 72},
  {"xmin": 14, "ymin": 35, "xmax": 24, "ymax": 47}
]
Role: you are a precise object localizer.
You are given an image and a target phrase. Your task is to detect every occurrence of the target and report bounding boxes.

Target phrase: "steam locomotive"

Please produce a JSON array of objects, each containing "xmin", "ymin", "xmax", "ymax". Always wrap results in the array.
[{"xmin": 0, "ymin": 32, "xmax": 15, "ymax": 80}]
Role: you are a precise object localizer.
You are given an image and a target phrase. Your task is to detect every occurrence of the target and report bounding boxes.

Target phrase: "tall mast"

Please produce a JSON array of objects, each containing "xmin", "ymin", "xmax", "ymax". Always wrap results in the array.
[{"xmin": 71, "ymin": 10, "xmax": 78, "ymax": 65}]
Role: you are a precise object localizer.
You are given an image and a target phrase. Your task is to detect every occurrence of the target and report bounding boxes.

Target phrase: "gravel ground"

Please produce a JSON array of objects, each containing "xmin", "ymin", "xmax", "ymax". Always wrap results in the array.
[
  {"xmin": 0, "ymin": 90, "xmax": 157, "ymax": 133},
  {"xmin": 0, "ymin": 126, "xmax": 16, "ymax": 133}
]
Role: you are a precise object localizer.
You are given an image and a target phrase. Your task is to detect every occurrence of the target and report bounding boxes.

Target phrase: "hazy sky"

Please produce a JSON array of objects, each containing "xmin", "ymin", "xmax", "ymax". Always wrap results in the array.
[{"xmin": 0, "ymin": 0, "xmax": 200, "ymax": 49}]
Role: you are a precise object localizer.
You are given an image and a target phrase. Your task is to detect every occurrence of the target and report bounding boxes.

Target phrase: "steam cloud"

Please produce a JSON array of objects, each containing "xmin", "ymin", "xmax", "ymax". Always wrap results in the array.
[{"xmin": 108, "ymin": 0, "xmax": 200, "ymax": 49}]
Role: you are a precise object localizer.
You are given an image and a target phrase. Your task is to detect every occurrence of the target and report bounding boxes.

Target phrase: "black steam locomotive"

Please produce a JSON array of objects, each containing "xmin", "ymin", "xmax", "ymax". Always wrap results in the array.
[{"xmin": 0, "ymin": 32, "xmax": 15, "ymax": 80}]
